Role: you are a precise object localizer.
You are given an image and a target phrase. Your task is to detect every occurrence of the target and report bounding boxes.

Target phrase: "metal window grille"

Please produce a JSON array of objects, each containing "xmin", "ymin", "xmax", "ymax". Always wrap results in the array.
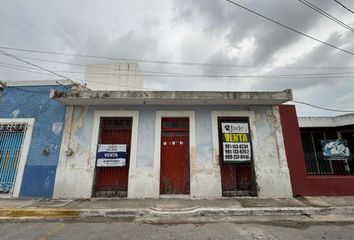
[
  {"xmin": 0, "ymin": 123, "xmax": 27, "ymax": 193},
  {"xmin": 301, "ymin": 131, "xmax": 354, "ymax": 176}
]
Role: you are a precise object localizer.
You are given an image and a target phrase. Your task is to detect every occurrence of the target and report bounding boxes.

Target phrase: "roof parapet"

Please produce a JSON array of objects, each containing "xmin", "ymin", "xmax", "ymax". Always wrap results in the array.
[{"xmin": 50, "ymin": 89, "xmax": 292, "ymax": 106}]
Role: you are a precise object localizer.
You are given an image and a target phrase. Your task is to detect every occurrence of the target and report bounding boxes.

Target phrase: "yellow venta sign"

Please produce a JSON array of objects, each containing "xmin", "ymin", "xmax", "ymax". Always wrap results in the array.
[{"xmin": 224, "ymin": 133, "xmax": 248, "ymax": 142}]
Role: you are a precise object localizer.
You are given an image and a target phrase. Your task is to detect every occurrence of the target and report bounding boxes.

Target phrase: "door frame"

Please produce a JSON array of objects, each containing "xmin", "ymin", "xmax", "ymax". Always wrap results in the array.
[
  {"xmin": 211, "ymin": 111, "xmax": 259, "ymax": 196},
  {"xmin": 89, "ymin": 111, "xmax": 139, "ymax": 198},
  {"xmin": 0, "ymin": 118, "xmax": 34, "ymax": 198},
  {"xmin": 160, "ymin": 117, "xmax": 190, "ymax": 194},
  {"xmin": 154, "ymin": 111, "xmax": 196, "ymax": 197}
]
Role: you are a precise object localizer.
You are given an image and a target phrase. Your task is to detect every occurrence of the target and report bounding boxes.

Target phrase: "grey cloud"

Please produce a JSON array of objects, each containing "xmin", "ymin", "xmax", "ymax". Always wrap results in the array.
[
  {"xmin": 1, "ymin": 0, "xmax": 354, "ymax": 115},
  {"xmin": 174, "ymin": 0, "xmax": 337, "ymax": 66},
  {"xmin": 251, "ymin": 31, "xmax": 354, "ymax": 91}
]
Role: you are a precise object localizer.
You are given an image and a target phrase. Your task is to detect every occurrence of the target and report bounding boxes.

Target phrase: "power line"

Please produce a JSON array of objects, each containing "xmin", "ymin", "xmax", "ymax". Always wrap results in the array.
[
  {"xmin": 0, "ymin": 77, "xmax": 157, "ymax": 90},
  {"xmin": 86, "ymin": 79, "xmax": 159, "ymax": 91},
  {"xmin": 0, "ymin": 46, "xmax": 256, "ymax": 67},
  {"xmin": 1, "ymin": 61, "xmax": 354, "ymax": 79},
  {"xmin": 291, "ymin": 100, "xmax": 354, "ymax": 112},
  {"xmin": 0, "ymin": 78, "xmax": 64, "ymax": 81},
  {"xmin": 1, "ymin": 65, "xmax": 354, "ymax": 79},
  {"xmin": 225, "ymin": 0, "xmax": 354, "ymax": 56},
  {"xmin": 298, "ymin": 0, "xmax": 354, "ymax": 32},
  {"xmin": 0, "ymin": 49, "xmax": 81, "ymax": 84},
  {"xmin": 18, "ymin": 54, "xmax": 354, "ymax": 70},
  {"xmin": 0, "ymin": 64, "xmax": 57, "ymax": 76},
  {"xmin": 1, "ymin": 45, "xmax": 354, "ymax": 69},
  {"xmin": 0, "ymin": 62, "xmax": 184, "ymax": 77},
  {"xmin": 334, "ymin": 0, "xmax": 354, "ymax": 15}
]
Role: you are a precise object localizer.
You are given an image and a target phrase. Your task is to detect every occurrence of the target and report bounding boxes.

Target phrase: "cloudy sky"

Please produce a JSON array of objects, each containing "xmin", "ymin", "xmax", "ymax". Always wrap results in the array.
[{"xmin": 1, "ymin": 0, "xmax": 354, "ymax": 116}]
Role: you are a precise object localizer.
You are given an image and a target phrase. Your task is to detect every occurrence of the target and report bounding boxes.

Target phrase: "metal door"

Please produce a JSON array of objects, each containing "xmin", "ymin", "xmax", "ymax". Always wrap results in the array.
[
  {"xmin": 93, "ymin": 117, "xmax": 132, "ymax": 197},
  {"xmin": 218, "ymin": 117, "xmax": 257, "ymax": 196},
  {"xmin": 0, "ymin": 123, "xmax": 27, "ymax": 194},
  {"xmin": 160, "ymin": 118, "xmax": 190, "ymax": 194}
]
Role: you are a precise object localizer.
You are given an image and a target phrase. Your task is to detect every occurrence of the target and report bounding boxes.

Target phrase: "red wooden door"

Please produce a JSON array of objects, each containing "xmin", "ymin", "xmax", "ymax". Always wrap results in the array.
[
  {"xmin": 93, "ymin": 117, "xmax": 132, "ymax": 197},
  {"xmin": 160, "ymin": 118, "xmax": 190, "ymax": 194}
]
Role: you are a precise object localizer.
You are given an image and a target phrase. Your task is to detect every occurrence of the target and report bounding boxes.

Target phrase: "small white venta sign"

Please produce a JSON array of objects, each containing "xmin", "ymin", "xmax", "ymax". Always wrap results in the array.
[{"xmin": 96, "ymin": 144, "xmax": 127, "ymax": 167}]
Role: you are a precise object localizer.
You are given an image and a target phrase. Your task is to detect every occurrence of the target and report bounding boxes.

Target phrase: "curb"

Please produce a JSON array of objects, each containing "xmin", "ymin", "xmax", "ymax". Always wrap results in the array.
[
  {"xmin": 80, "ymin": 206, "xmax": 354, "ymax": 218},
  {"xmin": 0, "ymin": 208, "xmax": 80, "ymax": 218},
  {"xmin": 0, "ymin": 206, "xmax": 353, "ymax": 220}
]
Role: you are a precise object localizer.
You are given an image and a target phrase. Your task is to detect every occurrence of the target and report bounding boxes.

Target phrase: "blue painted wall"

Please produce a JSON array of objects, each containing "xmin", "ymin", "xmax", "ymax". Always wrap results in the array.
[{"xmin": 0, "ymin": 85, "xmax": 67, "ymax": 198}]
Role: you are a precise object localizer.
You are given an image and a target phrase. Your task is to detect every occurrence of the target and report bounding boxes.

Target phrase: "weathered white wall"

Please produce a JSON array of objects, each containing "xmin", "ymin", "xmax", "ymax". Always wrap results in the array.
[
  {"xmin": 53, "ymin": 105, "xmax": 293, "ymax": 199},
  {"xmin": 298, "ymin": 113, "xmax": 354, "ymax": 128},
  {"xmin": 85, "ymin": 63, "xmax": 144, "ymax": 91},
  {"xmin": 53, "ymin": 106, "xmax": 95, "ymax": 198},
  {"xmin": 253, "ymin": 106, "xmax": 292, "ymax": 197}
]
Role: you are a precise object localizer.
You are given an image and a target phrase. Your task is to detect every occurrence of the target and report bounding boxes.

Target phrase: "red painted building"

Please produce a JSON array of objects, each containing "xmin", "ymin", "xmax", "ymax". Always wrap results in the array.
[{"xmin": 279, "ymin": 105, "xmax": 354, "ymax": 196}]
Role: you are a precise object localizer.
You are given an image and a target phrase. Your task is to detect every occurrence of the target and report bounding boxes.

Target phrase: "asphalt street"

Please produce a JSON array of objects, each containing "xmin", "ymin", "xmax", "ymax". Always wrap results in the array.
[{"xmin": 0, "ymin": 221, "xmax": 353, "ymax": 240}]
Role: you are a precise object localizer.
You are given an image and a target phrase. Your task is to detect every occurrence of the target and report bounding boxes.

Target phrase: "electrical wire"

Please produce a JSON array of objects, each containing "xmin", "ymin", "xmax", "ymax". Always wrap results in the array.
[
  {"xmin": 224, "ymin": 0, "xmax": 354, "ymax": 56},
  {"xmin": 0, "ymin": 64, "xmax": 58, "ymax": 76},
  {"xmin": 0, "ymin": 62, "xmax": 184, "ymax": 77},
  {"xmin": 0, "ymin": 49, "xmax": 81, "ymax": 84},
  {"xmin": 334, "ymin": 0, "xmax": 354, "ymax": 15},
  {"xmin": 85, "ymin": 79, "xmax": 159, "ymax": 91},
  {"xmin": 0, "ymin": 78, "xmax": 63, "ymax": 81},
  {"xmin": 1, "ymin": 77, "xmax": 158, "ymax": 90},
  {"xmin": 1, "ymin": 44, "xmax": 354, "ymax": 69},
  {"xmin": 1, "ymin": 62, "xmax": 354, "ymax": 79},
  {"xmin": 0, "ymin": 46, "xmax": 264, "ymax": 67},
  {"xmin": 291, "ymin": 100, "xmax": 354, "ymax": 112},
  {"xmin": 298, "ymin": 0, "xmax": 354, "ymax": 32},
  {"xmin": 8, "ymin": 81, "xmax": 354, "ymax": 113},
  {"xmin": 18, "ymin": 54, "xmax": 354, "ymax": 70},
  {"xmin": 2, "ymin": 61, "xmax": 354, "ymax": 77}
]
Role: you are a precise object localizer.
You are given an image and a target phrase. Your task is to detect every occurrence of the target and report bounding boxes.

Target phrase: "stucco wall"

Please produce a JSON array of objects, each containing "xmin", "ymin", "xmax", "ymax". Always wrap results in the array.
[
  {"xmin": 0, "ymin": 86, "xmax": 67, "ymax": 198},
  {"xmin": 280, "ymin": 105, "xmax": 354, "ymax": 196},
  {"xmin": 54, "ymin": 105, "xmax": 292, "ymax": 199}
]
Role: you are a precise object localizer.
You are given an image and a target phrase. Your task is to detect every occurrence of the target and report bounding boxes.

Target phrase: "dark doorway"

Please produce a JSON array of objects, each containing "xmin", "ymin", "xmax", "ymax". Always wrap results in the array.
[
  {"xmin": 93, "ymin": 117, "xmax": 132, "ymax": 197},
  {"xmin": 218, "ymin": 117, "xmax": 257, "ymax": 197}
]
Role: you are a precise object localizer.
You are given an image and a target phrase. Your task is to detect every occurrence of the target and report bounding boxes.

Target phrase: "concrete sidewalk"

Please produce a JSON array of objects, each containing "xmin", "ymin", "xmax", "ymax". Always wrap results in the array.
[{"xmin": 0, "ymin": 196, "xmax": 354, "ymax": 223}]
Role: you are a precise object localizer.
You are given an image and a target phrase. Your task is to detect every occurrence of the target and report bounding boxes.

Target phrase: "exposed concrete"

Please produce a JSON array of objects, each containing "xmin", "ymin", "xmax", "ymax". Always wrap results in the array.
[
  {"xmin": 53, "ymin": 106, "xmax": 95, "ymax": 199},
  {"xmin": 253, "ymin": 106, "xmax": 293, "ymax": 198},
  {"xmin": 0, "ymin": 197, "xmax": 354, "ymax": 222},
  {"xmin": 50, "ymin": 89, "xmax": 293, "ymax": 105},
  {"xmin": 54, "ymin": 168, "xmax": 93, "ymax": 199},
  {"xmin": 298, "ymin": 113, "xmax": 354, "ymax": 128},
  {"xmin": 126, "ymin": 169, "xmax": 158, "ymax": 198}
]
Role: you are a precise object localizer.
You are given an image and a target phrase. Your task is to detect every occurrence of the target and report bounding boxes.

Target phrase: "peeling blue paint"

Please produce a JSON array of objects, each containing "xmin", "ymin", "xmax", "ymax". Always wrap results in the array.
[{"xmin": 0, "ymin": 85, "xmax": 68, "ymax": 198}]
